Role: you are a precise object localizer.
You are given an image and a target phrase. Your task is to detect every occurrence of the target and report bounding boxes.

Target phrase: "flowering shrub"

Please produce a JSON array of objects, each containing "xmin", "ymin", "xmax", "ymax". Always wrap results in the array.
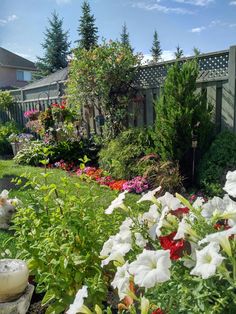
[
  {"xmin": 67, "ymin": 171, "xmax": 236, "ymax": 313},
  {"xmin": 8, "ymin": 133, "xmax": 34, "ymax": 143},
  {"xmin": 123, "ymin": 176, "xmax": 149, "ymax": 194},
  {"xmin": 24, "ymin": 109, "xmax": 40, "ymax": 120}
]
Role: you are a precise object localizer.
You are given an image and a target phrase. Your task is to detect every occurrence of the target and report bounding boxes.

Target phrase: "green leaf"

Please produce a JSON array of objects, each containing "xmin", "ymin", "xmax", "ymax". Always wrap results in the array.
[{"xmin": 41, "ymin": 290, "xmax": 56, "ymax": 306}]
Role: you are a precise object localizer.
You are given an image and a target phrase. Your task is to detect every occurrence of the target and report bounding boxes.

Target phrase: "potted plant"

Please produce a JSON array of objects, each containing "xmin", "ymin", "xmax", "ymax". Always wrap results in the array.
[{"xmin": 8, "ymin": 133, "xmax": 34, "ymax": 156}]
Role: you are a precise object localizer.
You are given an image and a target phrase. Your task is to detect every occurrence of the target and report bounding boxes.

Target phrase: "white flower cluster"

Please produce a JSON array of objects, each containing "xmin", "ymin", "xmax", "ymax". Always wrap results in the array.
[{"xmin": 67, "ymin": 170, "xmax": 236, "ymax": 312}]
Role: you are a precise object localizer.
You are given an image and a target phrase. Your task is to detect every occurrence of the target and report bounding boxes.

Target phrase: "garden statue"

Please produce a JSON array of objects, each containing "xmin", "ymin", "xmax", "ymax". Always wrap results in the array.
[{"xmin": 0, "ymin": 190, "xmax": 19, "ymax": 230}]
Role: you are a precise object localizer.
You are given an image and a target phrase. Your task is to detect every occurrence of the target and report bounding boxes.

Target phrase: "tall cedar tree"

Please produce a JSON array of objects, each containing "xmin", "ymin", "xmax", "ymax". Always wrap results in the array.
[
  {"xmin": 120, "ymin": 23, "xmax": 132, "ymax": 51},
  {"xmin": 77, "ymin": 1, "xmax": 98, "ymax": 50},
  {"xmin": 150, "ymin": 30, "xmax": 162, "ymax": 63},
  {"xmin": 154, "ymin": 60, "xmax": 213, "ymax": 173},
  {"xmin": 37, "ymin": 12, "xmax": 70, "ymax": 75},
  {"xmin": 175, "ymin": 45, "xmax": 184, "ymax": 59}
]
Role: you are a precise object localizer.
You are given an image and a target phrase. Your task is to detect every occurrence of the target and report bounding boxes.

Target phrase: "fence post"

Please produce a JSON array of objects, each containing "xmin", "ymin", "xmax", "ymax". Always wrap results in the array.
[{"xmin": 228, "ymin": 45, "xmax": 236, "ymax": 133}]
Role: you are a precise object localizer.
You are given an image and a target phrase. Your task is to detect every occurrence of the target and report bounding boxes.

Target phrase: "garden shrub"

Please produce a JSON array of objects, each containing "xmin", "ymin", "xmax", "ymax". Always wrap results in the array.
[
  {"xmin": 0, "ymin": 121, "xmax": 20, "ymax": 155},
  {"xmin": 99, "ymin": 127, "xmax": 154, "ymax": 179},
  {"xmin": 0, "ymin": 91, "xmax": 14, "ymax": 110},
  {"xmin": 14, "ymin": 138, "xmax": 100, "ymax": 166},
  {"xmin": 12, "ymin": 165, "xmax": 126, "ymax": 313},
  {"xmin": 138, "ymin": 155, "xmax": 182, "ymax": 193},
  {"xmin": 197, "ymin": 130, "xmax": 236, "ymax": 196},
  {"xmin": 154, "ymin": 60, "xmax": 213, "ymax": 178}
]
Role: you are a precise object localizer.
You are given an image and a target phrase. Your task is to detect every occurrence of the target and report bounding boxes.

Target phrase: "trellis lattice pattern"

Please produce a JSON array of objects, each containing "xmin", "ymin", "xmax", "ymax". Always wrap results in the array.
[{"xmin": 135, "ymin": 51, "xmax": 229, "ymax": 88}]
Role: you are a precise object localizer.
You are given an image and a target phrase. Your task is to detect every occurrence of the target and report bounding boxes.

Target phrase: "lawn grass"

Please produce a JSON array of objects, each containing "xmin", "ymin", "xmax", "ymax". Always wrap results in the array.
[{"xmin": 0, "ymin": 159, "xmax": 141, "ymax": 258}]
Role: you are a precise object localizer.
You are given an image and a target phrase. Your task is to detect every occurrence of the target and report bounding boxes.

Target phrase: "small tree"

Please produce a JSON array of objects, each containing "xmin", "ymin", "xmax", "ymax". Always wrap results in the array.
[
  {"xmin": 120, "ymin": 23, "xmax": 132, "ymax": 51},
  {"xmin": 150, "ymin": 30, "xmax": 162, "ymax": 63},
  {"xmin": 175, "ymin": 45, "xmax": 184, "ymax": 59},
  {"xmin": 37, "ymin": 11, "xmax": 70, "ymax": 75},
  {"xmin": 154, "ymin": 60, "xmax": 213, "ymax": 168},
  {"xmin": 77, "ymin": 1, "xmax": 98, "ymax": 50},
  {"xmin": 193, "ymin": 47, "xmax": 201, "ymax": 57},
  {"xmin": 67, "ymin": 41, "xmax": 141, "ymax": 140},
  {"xmin": 0, "ymin": 91, "xmax": 14, "ymax": 110}
]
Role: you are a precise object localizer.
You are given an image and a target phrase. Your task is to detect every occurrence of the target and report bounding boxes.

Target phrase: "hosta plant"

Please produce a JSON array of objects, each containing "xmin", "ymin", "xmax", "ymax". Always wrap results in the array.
[{"xmin": 67, "ymin": 171, "xmax": 236, "ymax": 313}]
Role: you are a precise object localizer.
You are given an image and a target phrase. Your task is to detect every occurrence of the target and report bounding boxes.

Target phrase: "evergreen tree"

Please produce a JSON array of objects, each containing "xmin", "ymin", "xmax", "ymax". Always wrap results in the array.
[
  {"xmin": 120, "ymin": 23, "xmax": 132, "ymax": 50},
  {"xmin": 77, "ymin": 1, "xmax": 98, "ymax": 50},
  {"xmin": 154, "ymin": 60, "xmax": 213, "ymax": 172},
  {"xmin": 37, "ymin": 11, "xmax": 70, "ymax": 75},
  {"xmin": 175, "ymin": 45, "xmax": 184, "ymax": 59},
  {"xmin": 150, "ymin": 30, "xmax": 162, "ymax": 63}
]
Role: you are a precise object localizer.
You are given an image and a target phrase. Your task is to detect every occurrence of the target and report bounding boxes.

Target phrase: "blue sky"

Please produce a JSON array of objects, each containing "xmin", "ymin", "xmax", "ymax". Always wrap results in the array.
[{"xmin": 0, "ymin": 0, "xmax": 236, "ymax": 62}]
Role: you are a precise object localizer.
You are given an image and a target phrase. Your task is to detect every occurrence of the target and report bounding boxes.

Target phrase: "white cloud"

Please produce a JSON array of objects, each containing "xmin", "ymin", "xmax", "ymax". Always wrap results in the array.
[
  {"xmin": 175, "ymin": 0, "xmax": 214, "ymax": 6},
  {"xmin": 132, "ymin": 1, "xmax": 193, "ymax": 14},
  {"xmin": 191, "ymin": 26, "xmax": 206, "ymax": 33},
  {"xmin": 0, "ymin": 14, "xmax": 18, "ymax": 26},
  {"xmin": 229, "ymin": 1, "xmax": 236, "ymax": 5},
  {"xmin": 142, "ymin": 50, "xmax": 175, "ymax": 64}
]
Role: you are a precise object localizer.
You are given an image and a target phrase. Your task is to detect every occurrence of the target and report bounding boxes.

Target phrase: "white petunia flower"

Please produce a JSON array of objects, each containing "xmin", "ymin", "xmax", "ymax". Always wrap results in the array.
[
  {"xmin": 141, "ymin": 204, "xmax": 160, "ymax": 239},
  {"xmin": 190, "ymin": 243, "xmax": 224, "ymax": 279},
  {"xmin": 192, "ymin": 197, "xmax": 205, "ymax": 209},
  {"xmin": 135, "ymin": 232, "xmax": 148, "ymax": 248},
  {"xmin": 137, "ymin": 187, "xmax": 161, "ymax": 203},
  {"xmin": 221, "ymin": 195, "xmax": 236, "ymax": 227},
  {"xmin": 129, "ymin": 249, "xmax": 171, "ymax": 288},
  {"xmin": 111, "ymin": 262, "xmax": 130, "ymax": 300},
  {"xmin": 183, "ymin": 241, "xmax": 198, "ymax": 268},
  {"xmin": 223, "ymin": 170, "xmax": 236, "ymax": 198},
  {"xmin": 66, "ymin": 285, "xmax": 88, "ymax": 314},
  {"xmin": 100, "ymin": 218, "xmax": 132, "ymax": 267},
  {"xmin": 201, "ymin": 196, "xmax": 225, "ymax": 219},
  {"xmin": 199, "ymin": 225, "xmax": 236, "ymax": 257},
  {"xmin": 105, "ymin": 191, "xmax": 128, "ymax": 214},
  {"xmin": 157, "ymin": 192, "xmax": 182, "ymax": 210},
  {"xmin": 173, "ymin": 216, "xmax": 191, "ymax": 240},
  {"xmin": 155, "ymin": 206, "xmax": 170, "ymax": 236}
]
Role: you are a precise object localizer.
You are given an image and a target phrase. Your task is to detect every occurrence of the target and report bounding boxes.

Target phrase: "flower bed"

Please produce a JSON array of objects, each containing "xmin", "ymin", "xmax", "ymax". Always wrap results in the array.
[{"xmin": 66, "ymin": 170, "xmax": 236, "ymax": 313}]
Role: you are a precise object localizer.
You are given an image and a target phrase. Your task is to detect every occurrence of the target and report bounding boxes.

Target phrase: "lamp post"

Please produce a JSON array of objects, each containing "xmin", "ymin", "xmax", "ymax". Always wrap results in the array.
[{"xmin": 191, "ymin": 122, "xmax": 200, "ymax": 185}]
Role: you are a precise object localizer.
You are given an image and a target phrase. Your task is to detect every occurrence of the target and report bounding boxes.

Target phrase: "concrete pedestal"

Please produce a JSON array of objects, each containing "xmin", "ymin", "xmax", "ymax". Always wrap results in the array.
[{"xmin": 0, "ymin": 284, "xmax": 34, "ymax": 314}]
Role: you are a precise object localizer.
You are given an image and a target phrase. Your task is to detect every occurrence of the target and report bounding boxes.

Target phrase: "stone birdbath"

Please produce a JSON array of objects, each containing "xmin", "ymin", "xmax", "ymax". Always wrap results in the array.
[{"xmin": 0, "ymin": 259, "xmax": 34, "ymax": 314}]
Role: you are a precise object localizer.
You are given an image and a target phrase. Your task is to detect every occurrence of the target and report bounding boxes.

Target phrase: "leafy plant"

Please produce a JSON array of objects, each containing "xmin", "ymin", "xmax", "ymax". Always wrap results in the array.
[
  {"xmin": 0, "ymin": 91, "xmax": 14, "ymax": 110},
  {"xmin": 99, "ymin": 128, "xmax": 154, "ymax": 179},
  {"xmin": 67, "ymin": 40, "xmax": 141, "ymax": 140},
  {"xmin": 154, "ymin": 59, "xmax": 213, "ymax": 177},
  {"xmin": 12, "ymin": 158, "xmax": 125, "ymax": 313},
  {"xmin": 197, "ymin": 130, "xmax": 236, "ymax": 196},
  {"xmin": 0, "ymin": 122, "xmax": 20, "ymax": 155}
]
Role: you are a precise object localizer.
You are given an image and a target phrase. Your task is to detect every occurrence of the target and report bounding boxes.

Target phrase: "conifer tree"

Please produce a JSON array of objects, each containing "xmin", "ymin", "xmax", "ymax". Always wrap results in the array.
[
  {"xmin": 37, "ymin": 11, "xmax": 70, "ymax": 75},
  {"xmin": 150, "ymin": 30, "xmax": 162, "ymax": 63},
  {"xmin": 77, "ymin": 1, "xmax": 98, "ymax": 50},
  {"xmin": 175, "ymin": 45, "xmax": 184, "ymax": 59},
  {"xmin": 120, "ymin": 23, "xmax": 132, "ymax": 51}
]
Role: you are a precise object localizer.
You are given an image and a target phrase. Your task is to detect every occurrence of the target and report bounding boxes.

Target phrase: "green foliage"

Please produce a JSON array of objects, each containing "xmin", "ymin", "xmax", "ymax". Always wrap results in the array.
[
  {"xmin": 154, "ymin": 60, "xmax": 213, "ymax": 164},
  {"xmin": 37, "ymin": 11, "xmax": 70, "ymax": 75},
  {"xmin": 13, "ymin": 139, "xmax": 100, "ymax": 166},
  {"xmin": 77, "ymin": 1, "xmax": 98, "ymax": 50},
  {"xmin": 150, "ymin": 30, "xmax": 162, "ymax": 63},
  {"xmin": 99, "ymin": 128, "xmax": 154, "ymax": 179},
  {"xmin": 67, "ymin": 40, "xmax": 141, "ymax": 140},
  {"xmin": 197, "ymin": 131, "xmax": 236, "ymax": 196},
  {"xmin": 175, "ymin": 45, "xmax": 184, "ymax": 59},
  {"xmin": 0, "ymin": 91, "xmax": 14, "ymax": 110},
  {"xmin": 120, "ymin": 23, "xmax": 132, "ymax": 51},
  {"xmin": 0, "ymin": 121, "xmax": 20, "ymax": 155},
  {"xmin": 12, "ymin": 164, "xmax": 125, "ymax": 313}
]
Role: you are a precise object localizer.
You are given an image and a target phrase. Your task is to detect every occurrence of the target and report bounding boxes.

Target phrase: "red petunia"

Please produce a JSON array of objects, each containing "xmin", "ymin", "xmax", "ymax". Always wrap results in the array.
[
  {"xmin": 170, "ymin": 207, "xmax": 189, "ymax": 217},
  {"xmin": 159, "ymin": 231, "xmax": 187, "ymax": 260},
  {"xmin": 152, "ymin": 309, "xmax": 165, "ymax": 314}
]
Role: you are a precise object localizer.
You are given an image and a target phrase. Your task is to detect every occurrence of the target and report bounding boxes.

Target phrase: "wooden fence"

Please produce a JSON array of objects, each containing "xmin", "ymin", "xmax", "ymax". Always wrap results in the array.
[{"xmin": 1, "ymin": 45, "xmax": 236, "ymax": 135}]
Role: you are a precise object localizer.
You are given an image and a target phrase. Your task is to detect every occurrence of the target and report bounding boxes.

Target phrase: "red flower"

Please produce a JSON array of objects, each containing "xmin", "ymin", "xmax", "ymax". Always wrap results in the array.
[
  {"xmin": 170, "ymin": 207, "xmax": 189, "ymax": 217},
  {"xmin": 159, "ymin": 231, "xmax": 187, "ymax": 260},
  {"xmin": 214, "ymin": 220, "xmax": 230, "ymax": 231},
  {"xmin": 152, "ymin": 309, "xmax": 165, "ymax": 314}
]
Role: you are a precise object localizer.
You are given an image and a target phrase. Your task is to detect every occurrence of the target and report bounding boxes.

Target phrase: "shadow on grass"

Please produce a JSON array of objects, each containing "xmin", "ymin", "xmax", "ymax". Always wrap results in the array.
[{"xmin": 0, "ymin": 174, "xmax": 28, "ymax": 191}]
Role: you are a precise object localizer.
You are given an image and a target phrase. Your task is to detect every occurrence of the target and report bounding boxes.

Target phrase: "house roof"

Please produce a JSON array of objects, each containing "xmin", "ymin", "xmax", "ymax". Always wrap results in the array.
[
  {"xmin": 22, "ymin": 67, "xmax": 68, "ymax": 90},
  {"xmin": 0, "ymin": 47, "xmax": 36, "ymax": 70}
]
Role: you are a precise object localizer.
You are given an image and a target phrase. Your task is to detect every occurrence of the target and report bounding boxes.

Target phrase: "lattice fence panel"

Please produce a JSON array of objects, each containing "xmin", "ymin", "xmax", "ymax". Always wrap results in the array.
[{"xmin": 135, "ymin": 51, "xmax": 229, "ymax": 88}]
